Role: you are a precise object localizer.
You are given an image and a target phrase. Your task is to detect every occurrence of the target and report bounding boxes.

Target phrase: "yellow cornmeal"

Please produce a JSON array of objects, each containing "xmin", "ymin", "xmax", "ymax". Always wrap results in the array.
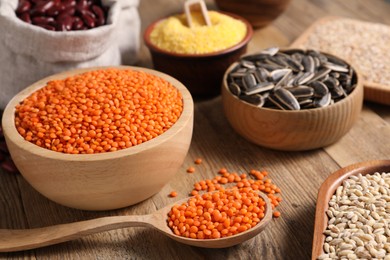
[{"xmin": 150, "ymin": 11, "xmax": 247, "ymax": 54}]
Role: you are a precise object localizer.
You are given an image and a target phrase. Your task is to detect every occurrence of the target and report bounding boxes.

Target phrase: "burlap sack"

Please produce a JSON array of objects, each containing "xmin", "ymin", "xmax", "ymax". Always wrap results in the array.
[{"xmin": 0, "ymin": 0, "xmax": 140, "ymax": 109}]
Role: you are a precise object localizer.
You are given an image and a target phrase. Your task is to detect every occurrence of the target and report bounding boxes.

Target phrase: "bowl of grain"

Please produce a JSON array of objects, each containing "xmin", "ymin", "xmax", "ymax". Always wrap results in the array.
[
  {"xmin": 222, "ymin": 48, "xmax": 364, "ymax": 151},
  {"xmin": 214, "ymin": 0, "xmax": 291, "ymax": 28},
  {"xmin": 144, "ymin": 10, "xmax": 253, "ymax": 98},
  {"xmin": 313, "ymin": 160, "xmax": 390, "ymax": 259},
  {"xmin": 2, "ymin": 66, "xmax": 194, "ymax": 211}
]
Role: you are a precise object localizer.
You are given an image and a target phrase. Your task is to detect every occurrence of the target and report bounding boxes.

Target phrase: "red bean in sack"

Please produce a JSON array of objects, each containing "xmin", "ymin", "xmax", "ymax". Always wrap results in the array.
[{"xmin": 16, "ymin": 0, "xmax": 108, "ymax": 31}]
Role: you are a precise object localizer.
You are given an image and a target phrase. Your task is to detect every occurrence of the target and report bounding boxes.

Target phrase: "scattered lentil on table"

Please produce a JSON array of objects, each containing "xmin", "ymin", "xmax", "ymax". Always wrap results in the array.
[
  {"xmin": 194, "ymin": 158, "xmax": 202, "ymax": 165},
  {"xmin": 169, "ymin": 191, "xmax": 178, "ymax": 198},
  {"xmin": 187, "ymin": 166, "xmax": 196, "ymax": 173},
  {"xmin": 149, "ymin": 11, "xmax": 247, "ymax": 54},
  {"xmin": 318, "ymin": 172, "xmax": 390, "ymax": 260},
  {"xmin": 297, "ymin": 18, "xmax": 390, "ymax": 86},
  {"xmin": 14, "ymin": 68, "xmax": 183, "ymax": 154}
]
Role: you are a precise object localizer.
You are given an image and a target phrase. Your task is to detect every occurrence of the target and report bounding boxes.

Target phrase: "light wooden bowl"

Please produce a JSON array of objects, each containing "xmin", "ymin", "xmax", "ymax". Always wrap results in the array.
[
  {"xmin": 221, "ymin": 50, "xmax": 364, "ymax": 151},
  {"xmin": 312, "ymin": 160, "xmax": 390, "ymax": 259},
  {"xmin": 215, "ymin": 0, "xmax": 291, "ymax": 28},
  {"xmin": 144, "ymin": 12, "xmax": 253, "ymax": 98},
  {"xmin": 1, "ymin": 66, "xmax": 194, "ymax": 211}
]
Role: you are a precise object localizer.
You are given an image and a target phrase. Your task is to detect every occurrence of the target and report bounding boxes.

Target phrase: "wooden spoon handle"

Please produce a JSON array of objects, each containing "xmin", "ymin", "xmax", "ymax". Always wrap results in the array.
[
  {"xmin": 0, "ymin": 215, "xmax": 151, "ymax": 252},
  {"xmin": 184, "ymin": 0, "xmax": 211, "ymax": 28}
]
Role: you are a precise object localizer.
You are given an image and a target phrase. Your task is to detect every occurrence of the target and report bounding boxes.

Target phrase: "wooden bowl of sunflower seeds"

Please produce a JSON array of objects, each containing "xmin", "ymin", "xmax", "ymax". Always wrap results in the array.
[
  {"xmin": 221, "ymin": 47, "xmax": 364, "ymax": 151},
  {"xmin": 313, "ymin": 160, "xmax": 390, "ymax": 260}
]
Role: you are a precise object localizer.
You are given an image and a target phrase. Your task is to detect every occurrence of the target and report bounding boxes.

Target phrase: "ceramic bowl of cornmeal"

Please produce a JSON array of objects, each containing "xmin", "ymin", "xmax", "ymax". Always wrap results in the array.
[{"xmin": 144, "ymin": 11, "xmax": 253, "ymax": 97}]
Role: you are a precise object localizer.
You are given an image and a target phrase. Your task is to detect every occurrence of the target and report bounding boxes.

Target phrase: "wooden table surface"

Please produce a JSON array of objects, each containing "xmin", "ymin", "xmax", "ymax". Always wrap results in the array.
[{"xmin": 2, "ymin": 0, "xmax": 390, "ymax": 259}]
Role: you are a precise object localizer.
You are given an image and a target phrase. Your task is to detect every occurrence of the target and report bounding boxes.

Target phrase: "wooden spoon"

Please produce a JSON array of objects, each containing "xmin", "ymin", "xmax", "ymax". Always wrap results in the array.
[{"xmin": 0, "ymin": 192, "xmax": 272, "ymax": 252}]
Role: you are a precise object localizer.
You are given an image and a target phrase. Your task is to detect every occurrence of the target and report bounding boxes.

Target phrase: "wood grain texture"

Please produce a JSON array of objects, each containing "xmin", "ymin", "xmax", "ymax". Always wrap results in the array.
[
  {"xmin": 0, "ymin": 192, "xmax": 272, "ymax": 252},
  {"xmin": 312, "ymin": 160, "xmax": 390, "ymax": 259},
  {"xmin": 2, "ymin": 0, "xmax": 390, "ymax": 259}
]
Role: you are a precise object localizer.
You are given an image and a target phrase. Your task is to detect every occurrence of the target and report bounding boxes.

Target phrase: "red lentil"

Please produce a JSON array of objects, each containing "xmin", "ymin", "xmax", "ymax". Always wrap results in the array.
[
  {"xmin": 167, "ymin": 187, "xmax": 265, "ymax": 239},
  {"xmin": 190, "ymin": 168, "xmax": 282, "ymax": 218},
  {"xmin": 14, "ymin": 69, "xmax": 183, "ymax": 154},
  {"xmin": 169, "ymin": 191, "xmax": 178, "ymax": 198},
  {"xmin": 187, "ymin": 166, "xmax": 195, "ymax": 173},
  {"xmin": 194, "ymin": 158, "xmax": 202, "ymax": 164}
]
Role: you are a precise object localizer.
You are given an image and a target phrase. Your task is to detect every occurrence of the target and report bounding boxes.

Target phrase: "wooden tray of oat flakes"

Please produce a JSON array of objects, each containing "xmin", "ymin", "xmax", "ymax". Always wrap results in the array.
[{"xmin": 290, "ymin": 16, "xmax": 390, "ymax": 106}]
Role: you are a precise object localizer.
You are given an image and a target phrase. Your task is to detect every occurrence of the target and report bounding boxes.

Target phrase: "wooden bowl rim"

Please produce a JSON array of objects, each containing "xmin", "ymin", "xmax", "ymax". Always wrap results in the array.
[
  {"xmin": 222, "ymin": 48, "xmax": 363, "ymax": 114},
  {"xmin": 312, "ymin": 160, "xmax": 390, "ymax": 259},
  {"xmin": 1, "ymin": 66, "xmax": 194, "ymax": 162},
  {"xmin": 143, "ymin": 11, "xmax": 253, "ymax": 58}
]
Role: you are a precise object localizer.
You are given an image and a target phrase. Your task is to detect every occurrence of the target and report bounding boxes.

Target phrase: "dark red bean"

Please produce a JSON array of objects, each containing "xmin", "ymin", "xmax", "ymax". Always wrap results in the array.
[
  {"xmin": 0, "ymin": 141, "xmax": 9, "ymax": 154},
  {"xmin": 1, "ymin": 159, "xmax": 19, "ymax": 173},
  {"xmin": 30, "ymin": 1, "xmax": 55, "ymax": 16},
  {"xmin": 76, "ymin": 0, "xmax": 89, "ymax": 12},
  {"xmin": 36, "ymin": 24, "xmax": 56, "ymax": 31},
  {"xmin": 57, "ymin": 6, "xmax": 76, "ymax": 18},
  {"xmin": 56, "ymin": 15, "xmax": 73, "ymax": 31},
  {"xmin": 0, "ymin": 153, "xmax": 6, "ymax": 162},
  {"xmin": 18, "ymin": 12, "xmax": 32, "ymax": 23},
  {"xmin": 81, "ymin": 12, "xmax": 95, "ymax": 28},
  {"xmin": 16, "ymin": 0, "xmax": 106, "ymax": 31},
  {"xmin": 46, "ymin": 0, "xmax": 61, "ymax": 16},
  {"xmin": 91, "ymin": 5, "xmax": 104, "ymax": 26},
  {"xmin": 32, "ymin": 16, "xmax": 55, "ymax": 25},
  {"xmin": 62, "ymin": 0, "xmax": 77, "ymax": 7},
  {"xmin": 72, "ymin": 16, "xmax": 84, "ymax": 30},
  {"xmin": 16, "ymin": 0, "xmax": 31, "ymax": 14},
  {"xmin": 0, "ymin": 126, "xmax": 3, "ymax": 138}
]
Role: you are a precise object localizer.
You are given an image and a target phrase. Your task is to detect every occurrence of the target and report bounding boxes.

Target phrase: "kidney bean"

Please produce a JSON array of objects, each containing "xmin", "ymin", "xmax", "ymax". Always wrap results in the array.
[
  {"xmin": 16, "ymin": 0, "xmax": 107, "ymax": 31},
  {"xmin": 16, "ymin": 0, "xmax": 31, "ymax": 14},
  {"xmin": 37, "ymin": 24, "xmax": 56, "ymax": 31},
  {"xmin": 76, "ymin": 0, "xmax": 89, "ymax": 12},
  {"xmin": 0, "ymin": 126, "xmax": 3, "ymax": 138},
  {"xmin": 0, "ymin": 141, "xmax": 9, "ymax": 154},
  {"xmin": 72, "ymin": 16, "xmax": 84, "ymax": 30},
  {"xmin": 62, "ymin": 0, "xmax": 77, "ymax": 7},
  {"xmin": 56, "ymin": 15, "xmax": 73, "ymax": 31},
  {"xmin": 91, "ymin": 5, "xmax": 105, "ymax": 26},
  {"xmin": 30, "ymin": 1, "xmax": 55, "ymax": 16},
  {"xmin": 32, "ymin": 16, "xmax": 55, "ymax": 25},
  {"xmin": 1, "ymin": 159, "xmax": 19, "ymax": 174},
  {"xmin": 81, "ymin": 12, "xmax": 96, "ymax": 28},
  {"xmin": 46, "ymin": 0, "xmax": 61, "ymax": 16},
  {"xmin": 0, "ymin": 153, "xmax": 6, "ymax": 162}
]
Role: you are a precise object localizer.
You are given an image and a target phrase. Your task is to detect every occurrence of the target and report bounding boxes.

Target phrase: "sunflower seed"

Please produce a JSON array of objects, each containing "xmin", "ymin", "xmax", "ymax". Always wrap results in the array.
[
  {"xmin": 240, "ymin": 94, "xmax": 265, "ymax": 107},
  {"xmin": 229, "ymin": 82, "xmax": 241, "ymax": 96},
  {"xmin": 244, "ymin": 82, "xmax": 275, "ymax": 95},
  {"xmin": 274, "ymin": 88, "xmax": 300, "ymax": 110},
  {"xmin": 227, "ymin": 48, "xmax": 357, "ymax": 111},
  {"xmin": 288, "ymin": 86, "xmax": 314, "ymax": 98}
]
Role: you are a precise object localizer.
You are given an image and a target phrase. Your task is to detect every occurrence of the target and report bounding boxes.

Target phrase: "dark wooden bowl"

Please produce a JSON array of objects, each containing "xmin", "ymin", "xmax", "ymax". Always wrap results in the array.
[
  {"xmin": 215, "ymin": 0, "xmax": 291, "ymax": 28},
  {"xmin": 144, "ymin": 12, "xmax": 253, "ymax": 98},
  {"xmin": 312, "ymin": 160, "xmax": 390, "ymax": 259}
]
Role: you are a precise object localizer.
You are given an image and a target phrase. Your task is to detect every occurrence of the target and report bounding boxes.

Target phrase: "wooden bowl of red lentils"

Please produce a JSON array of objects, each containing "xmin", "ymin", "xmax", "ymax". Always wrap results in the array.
[
  {"xmin": 221, "ymin": 48, "xmax": 364, "ymax": 151},
  {"xmin": 1, "ymin": 66, "xmax": 194, "ymax": 211},
  {"xmin": 144, "ymin": 11, "xmax": 253, "ymax": 98}
]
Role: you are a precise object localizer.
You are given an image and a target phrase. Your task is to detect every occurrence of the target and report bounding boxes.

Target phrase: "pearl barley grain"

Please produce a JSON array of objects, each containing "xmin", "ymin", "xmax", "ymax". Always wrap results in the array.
[
  {"xmin": 318, "ymin": 172, "xmax": 390, "ymax": 259},
  {"xmin": 299, "ymin": 18, "xmax": 390, "ymax": 86}
]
